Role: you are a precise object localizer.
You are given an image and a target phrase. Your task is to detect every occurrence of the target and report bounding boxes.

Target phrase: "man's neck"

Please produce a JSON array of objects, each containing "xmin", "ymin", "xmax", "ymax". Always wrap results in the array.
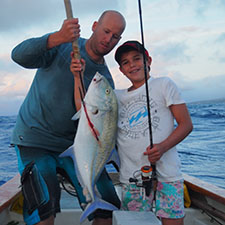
[{"xmin": 85, "ymin": 39, "xmax": 104, "ymax": 64}]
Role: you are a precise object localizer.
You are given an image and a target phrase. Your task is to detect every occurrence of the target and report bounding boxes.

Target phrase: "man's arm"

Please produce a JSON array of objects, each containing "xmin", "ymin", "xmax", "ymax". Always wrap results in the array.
[
  {"xmin": 144, "ymin": 103, "xmax": 193, "ymax": 163},
  {"xmin": 11, "ymin": 18, "xmax": 80, "ymax": 69}
]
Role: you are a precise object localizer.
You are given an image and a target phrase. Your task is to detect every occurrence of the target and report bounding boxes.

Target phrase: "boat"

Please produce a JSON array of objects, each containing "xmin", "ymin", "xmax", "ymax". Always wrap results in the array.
[{"xmin": 0, "ymin": 172, "xmax": 225, "ymax": 225}]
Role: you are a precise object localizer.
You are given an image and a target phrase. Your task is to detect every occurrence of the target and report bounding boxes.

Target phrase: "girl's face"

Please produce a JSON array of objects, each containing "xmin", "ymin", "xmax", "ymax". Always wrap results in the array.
[{"xmin": 119, "ymin": 50, "xmax": 152, "ymax": 88}]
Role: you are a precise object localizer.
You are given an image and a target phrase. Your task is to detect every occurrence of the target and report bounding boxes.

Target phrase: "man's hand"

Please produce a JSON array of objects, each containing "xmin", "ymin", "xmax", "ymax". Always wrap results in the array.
[
  {"xmin": 47, "ymin": 18, "xmax": 80, "ymax": 49},
  {"xmin": 58, "ymin": 18, "xmax": 80, "ymax": 43}
]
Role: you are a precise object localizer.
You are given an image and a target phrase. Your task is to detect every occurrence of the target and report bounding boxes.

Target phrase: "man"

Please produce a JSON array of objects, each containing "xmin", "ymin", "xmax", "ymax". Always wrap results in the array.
[{"xmin": 11, "ymin": 10, "xmax": 126, "ymax": 225}]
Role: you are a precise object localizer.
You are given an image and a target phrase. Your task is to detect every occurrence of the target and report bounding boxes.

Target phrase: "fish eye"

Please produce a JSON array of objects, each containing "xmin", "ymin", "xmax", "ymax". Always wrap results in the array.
[
  {"xmin": 105, "ymin": 89, "xmax": 110, "ymax": 95},
  {"xmin": 92, "ymin": 109, "xmax": 99, "ymax": 115}
]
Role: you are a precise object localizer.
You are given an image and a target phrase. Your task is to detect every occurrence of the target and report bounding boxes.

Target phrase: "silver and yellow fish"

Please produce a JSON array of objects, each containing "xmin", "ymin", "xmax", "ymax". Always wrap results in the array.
[{"xmin": 60, "ymin": 72, "xmax": 118, "ymax": 223}]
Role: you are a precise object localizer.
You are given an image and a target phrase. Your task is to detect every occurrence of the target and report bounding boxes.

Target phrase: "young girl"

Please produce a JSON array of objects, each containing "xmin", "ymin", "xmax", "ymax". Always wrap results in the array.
[{"xmin": 114, "ymin": 40, "xmax": 193, "ymax": 225}]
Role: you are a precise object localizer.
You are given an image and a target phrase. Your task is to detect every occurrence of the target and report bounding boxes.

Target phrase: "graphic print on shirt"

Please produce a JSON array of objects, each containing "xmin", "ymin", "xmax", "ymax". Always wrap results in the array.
[{"xmin": 118, "ymin": 94, "xmax": 160, "ymax": 139}]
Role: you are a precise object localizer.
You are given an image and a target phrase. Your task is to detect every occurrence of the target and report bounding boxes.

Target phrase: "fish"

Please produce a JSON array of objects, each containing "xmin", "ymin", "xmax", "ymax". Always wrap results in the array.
[{"xmin": 60, "ymin": 72, "xmax": 119, "ymax": 223}]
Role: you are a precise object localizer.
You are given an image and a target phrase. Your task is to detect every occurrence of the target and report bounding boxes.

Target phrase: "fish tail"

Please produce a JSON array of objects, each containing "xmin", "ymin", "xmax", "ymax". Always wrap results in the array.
[{"xmin": 80, "ymin": 198, "xmax": 118, "ymax": 223}]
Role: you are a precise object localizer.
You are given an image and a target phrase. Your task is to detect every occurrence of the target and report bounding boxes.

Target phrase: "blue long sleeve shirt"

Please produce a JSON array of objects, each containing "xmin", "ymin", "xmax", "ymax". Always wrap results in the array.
[{"xmin": 11, "ymin": 34, "xmax": 114, "ymax": 152}]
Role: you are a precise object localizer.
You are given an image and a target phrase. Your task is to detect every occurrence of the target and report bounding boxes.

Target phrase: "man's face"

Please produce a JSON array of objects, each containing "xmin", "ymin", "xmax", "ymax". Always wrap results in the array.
[{"xmin": 91, "ymin": 14, "xmax": 125, "ymax": 56}]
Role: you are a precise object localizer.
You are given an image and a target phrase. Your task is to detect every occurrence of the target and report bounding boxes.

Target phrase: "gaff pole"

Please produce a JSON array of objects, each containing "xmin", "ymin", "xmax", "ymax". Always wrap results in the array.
[
  {"xmin": 64, "ymin": 0, "xmax": 81, "ymax": 60},
  {"xmin": 64, "ymin": 0, "xmax": 86, "ymax": 96}
]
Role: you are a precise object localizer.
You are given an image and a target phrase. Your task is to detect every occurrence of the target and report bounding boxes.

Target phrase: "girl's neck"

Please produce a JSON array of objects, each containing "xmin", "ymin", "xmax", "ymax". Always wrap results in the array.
[{"xmin": 128, "ymin": 76, "xmax": 151, "ymax": 92}]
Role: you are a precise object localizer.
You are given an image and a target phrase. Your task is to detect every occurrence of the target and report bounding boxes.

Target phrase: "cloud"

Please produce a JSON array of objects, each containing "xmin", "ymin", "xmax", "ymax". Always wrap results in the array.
[
  {"xmin": 0, "ymin": 70, "xmax": 33, "ymax": 98},
  {"xmin": 178, "ymin": 0, "xmax": 225, "ymax": 19},
  {"xmin": 180, "ymin": 74, "xmax": 225, "ymax": 102},
  {"xmin": 210, "ymin": 32, "xmax": 225, "ymax": 63},
  {"xmin": 0, "ymin": 0, "xmax": 121, "ymax": 33},
  {"xmin": 0, "ymin": 69, "xmax": 34, "ymax": 116},
  {"xmin": 154, "ymin": 42, "xmax": 191, "ymax": 63},
  {"xmin": 1, "ymin": 0, "xmax": 225, "ymax": 115},
  {"xmin": 0, "ymin": 97, "xmax": 23, "ymax": 116},
  {"xmin": 0, "ymin": 0, "xmax": 61, "ymax": 32},
  {"xmin": 215, "ymin": 32, "xmax": 225, "ymax": 43}
]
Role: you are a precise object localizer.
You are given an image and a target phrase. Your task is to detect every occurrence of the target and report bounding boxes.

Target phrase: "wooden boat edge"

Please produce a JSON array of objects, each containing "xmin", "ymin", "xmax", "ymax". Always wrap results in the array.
[
  {"xmin": 1, "ymin": 173, "xmax": 225, "ymax": 210},
  {"xmin": 0, "ymin": 173, "xmax": 21, "ymax": 213},
  {"xmin": 1, "ymin": 172, "xmax": 225, "ymax": 224},
  {"xmin": 183, "ymin": 173, "xmax": 225, "ymax": 205}
]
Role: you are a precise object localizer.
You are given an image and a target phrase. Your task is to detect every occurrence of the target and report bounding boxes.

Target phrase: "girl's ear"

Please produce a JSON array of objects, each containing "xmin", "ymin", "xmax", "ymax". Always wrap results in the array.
[
  {"xmin": 119, "ymin": 66, "xmax": 124, "ymax": 74},
  {"xmin": 147, "ymin": 56, "xmax": 152, "ymax": 66},
  {"xmin": 119, "ymin": 66, "xmax": 128, "ymax": 77}
]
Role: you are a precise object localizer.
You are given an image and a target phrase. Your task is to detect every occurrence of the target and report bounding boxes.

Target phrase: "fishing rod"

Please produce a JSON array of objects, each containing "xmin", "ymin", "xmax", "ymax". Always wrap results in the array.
[
  {"xmin": 137, "ymin": 0, "xmax": 153, "ymax": 148},
  {"xmin": 137, "ymin": 0, "xmax": 157, "ymax": 202}
]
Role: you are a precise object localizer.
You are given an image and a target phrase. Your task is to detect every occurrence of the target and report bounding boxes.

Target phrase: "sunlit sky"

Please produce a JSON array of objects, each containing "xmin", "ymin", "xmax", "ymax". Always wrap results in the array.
[{"xmin": 0, "ymin": 0, "xmax": 225, "ymax": 115}]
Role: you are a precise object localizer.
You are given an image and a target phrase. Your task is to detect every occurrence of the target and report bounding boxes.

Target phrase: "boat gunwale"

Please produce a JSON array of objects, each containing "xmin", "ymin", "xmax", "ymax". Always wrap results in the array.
[
  {"xmin": 183, "ymin": 173, "xmax": 225, "ymax": 205},
  {"xmin": 0, "ymin": 173, "xmax": 21, "ymax": 213},
  {"xmin": 1, "ymin": 173, "xmax": 225, "ymax": 214}
]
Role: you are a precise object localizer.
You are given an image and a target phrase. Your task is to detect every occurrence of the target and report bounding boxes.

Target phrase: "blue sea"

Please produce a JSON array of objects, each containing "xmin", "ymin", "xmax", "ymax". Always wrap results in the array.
[{"xmin": 0, "ymin": 98, "xmax": 225, "ymax": 189}]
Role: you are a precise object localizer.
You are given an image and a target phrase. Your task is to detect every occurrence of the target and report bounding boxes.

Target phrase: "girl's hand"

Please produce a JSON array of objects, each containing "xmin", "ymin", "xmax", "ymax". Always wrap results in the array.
[
  {"xmin": 144, "ymin": 144, "xmax": 164, "ymax": 164},
  {"xmin": 70, "ymin": 52, "xmax": 85, "ymax": 77}
]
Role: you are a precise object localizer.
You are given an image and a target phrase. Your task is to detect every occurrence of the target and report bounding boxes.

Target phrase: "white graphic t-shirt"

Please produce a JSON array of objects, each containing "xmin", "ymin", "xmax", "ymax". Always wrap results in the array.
[{"xmin": 115, "ymin": 77, "xmax": 185, "ymax": 183}]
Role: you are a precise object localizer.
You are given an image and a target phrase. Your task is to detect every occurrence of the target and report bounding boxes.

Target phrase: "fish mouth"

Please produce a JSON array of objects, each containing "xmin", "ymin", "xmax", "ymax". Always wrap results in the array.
[{"xmin": 93, "ymin": 74, "xmax": 102, "ymax": 84}]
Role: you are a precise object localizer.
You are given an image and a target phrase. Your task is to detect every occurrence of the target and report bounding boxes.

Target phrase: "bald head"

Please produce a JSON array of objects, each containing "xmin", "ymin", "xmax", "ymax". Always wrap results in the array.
[
  {"xmin": 86, "ymin": 10, "xmax": 126, "ymax": 63},
  {"xmin": 98, "ymin": 10, "xmax": 126, "ymax": 34}
]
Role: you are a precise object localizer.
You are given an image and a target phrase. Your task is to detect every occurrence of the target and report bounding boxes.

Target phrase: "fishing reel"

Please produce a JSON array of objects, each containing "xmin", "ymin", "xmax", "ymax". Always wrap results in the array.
[{"xmin": 129, "ymin": 165, "xmax": 153, "ymax": 197}]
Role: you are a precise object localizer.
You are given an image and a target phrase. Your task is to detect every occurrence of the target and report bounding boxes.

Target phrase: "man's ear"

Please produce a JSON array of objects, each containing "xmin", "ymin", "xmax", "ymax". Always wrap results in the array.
[{"xmin": 92, "ymin": 21, "xmax": 98, "ymax": 32}]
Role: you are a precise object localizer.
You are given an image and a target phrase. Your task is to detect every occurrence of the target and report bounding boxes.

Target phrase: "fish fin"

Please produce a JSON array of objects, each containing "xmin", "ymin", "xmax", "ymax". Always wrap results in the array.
[
  {"xmin": 59, "ymin": 146, "xmax": 85, "ymax": 188},
  {"xmin": 106, "ymin": 148, "xmax": 120, "ymax": 172},
  {"xmin": 83, "ymin": 186, "xmax": 92, "ymax": 203},
  {"xmin": 94, "ymin": 185, "xmax": 102, "ymax": 198},
  {"xmin": 71, "ymin": 110, "xmax": 81, "ymax": 120},
  {"xmin": 80, "ymin": 198, "xmax": 118, "ymax": 223},
  {"xmin": 59, "ymin": 146, "xmax": 74, "ymax": 159}
]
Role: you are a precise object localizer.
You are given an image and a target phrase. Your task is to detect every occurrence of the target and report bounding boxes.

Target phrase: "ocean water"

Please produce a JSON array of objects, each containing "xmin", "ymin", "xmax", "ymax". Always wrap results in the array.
[{"xmin": 0, "ymin": 99, "xmax": 225, "ymax": 189}]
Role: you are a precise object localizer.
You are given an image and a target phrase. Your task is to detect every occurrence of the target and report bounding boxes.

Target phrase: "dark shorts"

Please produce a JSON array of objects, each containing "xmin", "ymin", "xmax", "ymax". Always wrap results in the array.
[{"xmin": 15, "ymin": 145, "xmax": 120, "ymax": 225}]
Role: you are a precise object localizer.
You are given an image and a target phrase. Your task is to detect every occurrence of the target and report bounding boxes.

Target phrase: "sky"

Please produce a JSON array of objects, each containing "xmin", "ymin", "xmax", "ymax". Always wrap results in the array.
[{"xmin": 0, "ymin": 0, "xmax": 225, "ymax": 116}]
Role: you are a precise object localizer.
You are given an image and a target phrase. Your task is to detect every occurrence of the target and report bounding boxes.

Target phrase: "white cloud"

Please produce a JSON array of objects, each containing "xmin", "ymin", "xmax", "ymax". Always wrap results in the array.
[
  {"xmin": 0, "ymin": 0, "xmax": 122, "ymax": 32},
  {"xmin": 0, "ymin": 0, "xmax": 225, "ymax": 115},
  {"xmin": 0, "ymin": 70, "xmax": 33, "ymax": 98},
  {"xmin": 181, "ymin": 74, "xmax": 225, "ymax": 103}
]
